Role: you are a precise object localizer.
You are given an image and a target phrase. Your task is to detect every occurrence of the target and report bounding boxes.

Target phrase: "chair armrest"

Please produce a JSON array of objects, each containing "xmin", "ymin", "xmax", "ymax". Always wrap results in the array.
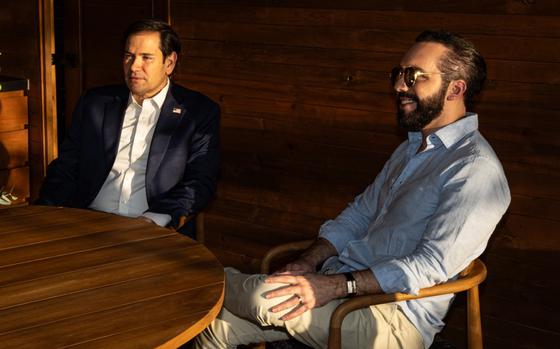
[
  {"xmin": 175, "ymin": 214, "xmax": 195, "ymax": 231},
  {"xmin": 327, "ymin": 259, "xmax": 487, "ymax": 349},
  {"xmin": 172, "ymin": 212, "xmax": 206, "ymax": 242},
  {"xmin": 260, "ymin": 240, "xmax": 314, "ymax": 274}
]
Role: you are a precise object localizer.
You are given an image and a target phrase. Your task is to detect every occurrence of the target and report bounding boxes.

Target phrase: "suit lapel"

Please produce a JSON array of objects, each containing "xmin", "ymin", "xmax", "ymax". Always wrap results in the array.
[
  {"xmin": 102, "ymin": 90, "xmax": 128, "ymax": 170},
  {"xmin": 147, "ymin": 83, "xmax": 186, "ymax": 186}
]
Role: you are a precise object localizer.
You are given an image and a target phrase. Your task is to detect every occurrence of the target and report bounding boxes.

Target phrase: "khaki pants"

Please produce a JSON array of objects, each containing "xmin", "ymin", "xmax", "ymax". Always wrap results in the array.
[{"xmin": 193, "ymin": 268, "xmax": 423, "ymax": 349}]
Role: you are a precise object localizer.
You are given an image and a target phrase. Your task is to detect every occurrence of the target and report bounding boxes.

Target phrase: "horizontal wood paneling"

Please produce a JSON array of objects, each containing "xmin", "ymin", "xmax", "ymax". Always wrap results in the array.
[
  {"xmin": 171, "ymin": 1, "xmax": 559, "ymax": 348},
  {"xmin": 174, "ymin": 0, "xmax": 560, "ymax": 16},
  {"xmin": 79, "ymin": 2, "xmax": 156, "ymax": 89},
  {"xmin": 175, "ymin": 3, "xmax": 560, "ymax": 38},
  {"xmin": 444, "ymin": 305, "xmax": 560, "ymax": 349},
  {"xmin": 176, "ymin": 21, "xmax": 560, "ymax": 62},
  {"xmin": 182, "ymin": 39, "xmax": 560, "ymax": 85}
]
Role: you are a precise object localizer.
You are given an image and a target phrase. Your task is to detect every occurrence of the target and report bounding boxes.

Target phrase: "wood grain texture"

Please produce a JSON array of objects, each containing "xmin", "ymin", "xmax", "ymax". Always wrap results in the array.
[
  {"xmin": 0, "ymin": 206, "xmax": 224, "ymax": 348},
  {"xmin": 0, "ymin": 130, "xmax": 28, "ymax": 169},
  {"xmin": 173, "ymin": 0, "xmax": 560, "ymax": 16},
  {"xmin": 0, "ymin": 92, "xmax": 28, "ymax": 132}
]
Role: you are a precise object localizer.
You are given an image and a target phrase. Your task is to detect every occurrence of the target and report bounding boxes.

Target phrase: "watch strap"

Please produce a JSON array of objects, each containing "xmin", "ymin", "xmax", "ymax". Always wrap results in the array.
[{"xmin": 344, "ymin": 272, "xmax": 357, "ymax": 297}]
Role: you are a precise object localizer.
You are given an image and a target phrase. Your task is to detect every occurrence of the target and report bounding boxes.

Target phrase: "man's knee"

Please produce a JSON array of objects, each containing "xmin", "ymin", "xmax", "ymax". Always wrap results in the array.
[{"xmin": 224, "ymin": 268, "xmax": 290, "ymax": 328}]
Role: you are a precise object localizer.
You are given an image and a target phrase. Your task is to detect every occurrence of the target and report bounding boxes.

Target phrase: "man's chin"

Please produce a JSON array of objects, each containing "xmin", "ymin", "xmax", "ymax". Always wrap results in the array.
[
  {"xmin": 397, "ymin": 109, "xmax": 415, "ymax": 122},
  {"xmin": 397, "ymin": 112, "xmax": 422, "ymax": 132},
  {"xmin": 399, "ymin": 102, "xmax": 417, "ymax": 115},
  {"xmin": 127, "ymin": 85, "xmax": 146, "ymax": 96}
]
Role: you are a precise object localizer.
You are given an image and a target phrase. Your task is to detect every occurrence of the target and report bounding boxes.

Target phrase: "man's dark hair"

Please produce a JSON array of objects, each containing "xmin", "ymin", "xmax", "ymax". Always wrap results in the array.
[
  {"xmin": 122, "ymin": 19, "xmax": 181, "ymax": 58},
  {"xmin": 415, "ymin": 30, "xmax": 486, "ymax": 109}
]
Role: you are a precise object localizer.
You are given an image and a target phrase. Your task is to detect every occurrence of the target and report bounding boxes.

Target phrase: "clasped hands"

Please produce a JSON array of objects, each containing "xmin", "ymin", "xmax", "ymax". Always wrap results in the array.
[{"xmin": 264, "ymin": 258, "xmax": 344, "ymax": 321}]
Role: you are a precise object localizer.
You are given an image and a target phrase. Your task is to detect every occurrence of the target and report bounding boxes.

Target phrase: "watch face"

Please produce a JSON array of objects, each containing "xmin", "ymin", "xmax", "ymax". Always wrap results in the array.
[
  {"xmin": 346, "ymin": 280, "xmax": 353, "ymax": 294},
  {"xmin": 344, "ymin": 272, "xmax": 357, "ymax": 296},
  {"xmin": 346, "ymin": 280, "xmax": 357, "ymax": 295}
]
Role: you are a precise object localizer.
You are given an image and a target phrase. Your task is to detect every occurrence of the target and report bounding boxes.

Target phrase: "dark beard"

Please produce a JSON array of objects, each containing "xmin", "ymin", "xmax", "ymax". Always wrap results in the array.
[{"xmin": 396, "ymin": 84, "xmax": 447, "ymax": 132}]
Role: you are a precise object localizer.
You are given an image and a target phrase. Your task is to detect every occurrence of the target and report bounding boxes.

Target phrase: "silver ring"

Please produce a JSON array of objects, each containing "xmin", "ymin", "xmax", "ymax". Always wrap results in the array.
[{"xmin": 295, "ymin": 294, "xmax": 304, "ymax": 304}]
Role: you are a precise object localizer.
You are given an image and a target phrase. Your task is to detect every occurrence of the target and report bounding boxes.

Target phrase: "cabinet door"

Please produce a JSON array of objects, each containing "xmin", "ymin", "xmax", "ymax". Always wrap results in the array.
[
  {"xmin": 0, "ymin": 91, "xmax": 28, "ymax": 133},
  {"xmin": 0, "ymin": 130, "xmax": 28, "ymax": 170}
]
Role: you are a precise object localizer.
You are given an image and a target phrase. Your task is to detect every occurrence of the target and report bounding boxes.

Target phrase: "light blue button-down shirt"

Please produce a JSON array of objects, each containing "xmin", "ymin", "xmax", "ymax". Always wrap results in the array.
[{"xmin": 319, "ymin": 113, "xmax": 511, "ymax": 347}]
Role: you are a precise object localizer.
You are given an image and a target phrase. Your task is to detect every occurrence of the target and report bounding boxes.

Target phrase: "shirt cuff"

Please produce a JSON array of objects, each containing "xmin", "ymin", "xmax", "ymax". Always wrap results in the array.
[
  {"xmin": 142, "ymin": 211, "xmax": 172, "ymax": 227},
  {"xmin": 318, "ymin": 220, "xmax": 349, "ymax": 254}
]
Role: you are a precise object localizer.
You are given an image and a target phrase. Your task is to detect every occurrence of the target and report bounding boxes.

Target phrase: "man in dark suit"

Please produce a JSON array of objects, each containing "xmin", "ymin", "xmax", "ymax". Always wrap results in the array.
[{"xmin": 37, "ymin": 19, "xmax": 220, "ymax": 238}]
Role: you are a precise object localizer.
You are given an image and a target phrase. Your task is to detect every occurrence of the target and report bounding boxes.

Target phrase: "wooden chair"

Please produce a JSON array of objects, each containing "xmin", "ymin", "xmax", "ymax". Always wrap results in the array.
[
  {"xmin": 175, "ymin": 212, "xmax": 206, "ymax": 243},
  {"xmin": 260, "ymin": 240, "xmax": 488, "ymax": 349}
]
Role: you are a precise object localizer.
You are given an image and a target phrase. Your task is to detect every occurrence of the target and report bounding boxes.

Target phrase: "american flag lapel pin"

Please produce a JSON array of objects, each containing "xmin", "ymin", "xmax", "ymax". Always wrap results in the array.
[{"xmin": 172, "ymin": 107, "xmax": 182, "ymax": 115}]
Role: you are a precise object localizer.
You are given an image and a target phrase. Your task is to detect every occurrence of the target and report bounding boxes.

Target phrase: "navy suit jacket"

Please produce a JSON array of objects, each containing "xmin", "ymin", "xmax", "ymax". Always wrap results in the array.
[{"xmin": 37, "ymin": 82, "xmax": 220, "ymax": 228}]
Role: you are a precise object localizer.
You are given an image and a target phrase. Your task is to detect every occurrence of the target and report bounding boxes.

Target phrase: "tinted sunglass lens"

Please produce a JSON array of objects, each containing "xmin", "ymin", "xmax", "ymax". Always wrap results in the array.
[
  {"xmin": 403, "ymin": 67, "xmax": 417, "ymax": 87},
  {"xmin": 390, "ymin": 67, "xmax": 402, "ymax": 86},
  {"xmin": 390, "ymin": 67, "xmax": 419, "ymax": 87}
]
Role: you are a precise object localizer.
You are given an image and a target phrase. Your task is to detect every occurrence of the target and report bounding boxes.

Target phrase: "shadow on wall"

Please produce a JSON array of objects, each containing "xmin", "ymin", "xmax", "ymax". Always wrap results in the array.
[{"xmin": 441, "ymin": 211, "xmax": 560, "ymax": 348}]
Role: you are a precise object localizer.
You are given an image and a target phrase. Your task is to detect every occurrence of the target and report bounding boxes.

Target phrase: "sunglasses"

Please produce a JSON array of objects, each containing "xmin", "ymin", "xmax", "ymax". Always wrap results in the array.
[{"xmin": 389, "ymin": 66, "xmax": 445, "ymax": 88}]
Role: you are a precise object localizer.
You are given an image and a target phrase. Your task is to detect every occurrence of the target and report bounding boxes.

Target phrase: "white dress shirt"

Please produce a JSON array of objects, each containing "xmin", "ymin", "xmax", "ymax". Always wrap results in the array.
[{"xmin": 89, "ymin": 80, "xmax": 171, "ymax": 226}]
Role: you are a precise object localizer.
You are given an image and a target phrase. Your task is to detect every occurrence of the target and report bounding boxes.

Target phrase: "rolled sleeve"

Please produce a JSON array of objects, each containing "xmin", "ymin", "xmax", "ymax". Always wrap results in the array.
[
  {"xmin": 372, "ymin": 156, "xmax": 510, "ymax": 295},
  {"xmin": 319, "ymin": 220, "xmax": 354, "ymax": 254}
]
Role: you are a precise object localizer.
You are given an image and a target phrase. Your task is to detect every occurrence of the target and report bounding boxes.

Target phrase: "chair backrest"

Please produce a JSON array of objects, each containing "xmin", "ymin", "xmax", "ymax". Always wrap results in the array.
[{"xmin": 260, "ymin": 240, "xmax": 314, "ymax": 274}]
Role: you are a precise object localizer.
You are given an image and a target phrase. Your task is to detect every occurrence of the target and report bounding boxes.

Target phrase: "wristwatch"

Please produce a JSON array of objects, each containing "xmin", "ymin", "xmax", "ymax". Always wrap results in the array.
[{"xmin": 344, "ymin": 272, "xmax": 357, "ymax": 297}]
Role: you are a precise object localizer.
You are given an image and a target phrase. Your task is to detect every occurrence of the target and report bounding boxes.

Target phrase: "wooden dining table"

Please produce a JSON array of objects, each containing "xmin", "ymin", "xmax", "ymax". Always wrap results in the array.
[{"xmin": 0, "ymin": 205, "xmax": 224, "ymax": 349}]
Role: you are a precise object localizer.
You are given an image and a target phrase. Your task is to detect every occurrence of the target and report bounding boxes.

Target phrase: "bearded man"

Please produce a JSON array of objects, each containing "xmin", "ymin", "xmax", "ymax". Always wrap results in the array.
[{"xmin": 193, "ymin": 30, "xmax": 511, "ymax": 349}]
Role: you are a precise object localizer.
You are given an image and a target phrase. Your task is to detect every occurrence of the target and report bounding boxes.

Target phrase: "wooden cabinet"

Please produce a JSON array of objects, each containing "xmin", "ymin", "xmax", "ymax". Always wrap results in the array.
[{"xmin": 0, "ymin": 79, "xmax": 30, "ymax": 207}]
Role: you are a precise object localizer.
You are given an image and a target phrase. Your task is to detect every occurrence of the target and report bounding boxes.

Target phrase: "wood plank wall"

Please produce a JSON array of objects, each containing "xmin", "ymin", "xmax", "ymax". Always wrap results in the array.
[
  {"xmin": 170, "ymin": 1, "xmax": 560, "ymax": 348},
  {"xmin": 58, "ymin": 0, "xmax": 168, "ymax": 133},
  {"xmin": 1, "ymin": 0, "xmax": 45, "ymax": 200}
]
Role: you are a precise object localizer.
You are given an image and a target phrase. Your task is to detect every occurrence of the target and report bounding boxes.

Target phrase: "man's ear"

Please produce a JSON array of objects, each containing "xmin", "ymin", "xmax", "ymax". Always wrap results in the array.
[
  {"xmin": 165, "ymin": 52, "xmax": 178, "ymax": 75},
  {"xmin": 447, "ymin": 80, "xmax": 467, "ymax": 101}
]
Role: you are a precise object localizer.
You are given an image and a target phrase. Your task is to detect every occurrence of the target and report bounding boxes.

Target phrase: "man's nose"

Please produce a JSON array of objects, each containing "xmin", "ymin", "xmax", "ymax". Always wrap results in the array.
[
  {"xmin": 130, "ymin": 56, "xmax": 142, "ymax": 71},
  {"xmin": 394, "ymin": 75, "xmax": 408, "ymax": 93}
]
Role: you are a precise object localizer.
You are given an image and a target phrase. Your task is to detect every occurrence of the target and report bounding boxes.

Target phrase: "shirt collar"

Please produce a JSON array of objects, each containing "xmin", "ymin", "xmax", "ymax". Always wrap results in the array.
[
  {"xmin": 407, "ymin": 112, "xmax": 479, "ymax": 149},
  {"xmin": 128, "ymin": 78, "xmax": 170, "ymax": 109}
]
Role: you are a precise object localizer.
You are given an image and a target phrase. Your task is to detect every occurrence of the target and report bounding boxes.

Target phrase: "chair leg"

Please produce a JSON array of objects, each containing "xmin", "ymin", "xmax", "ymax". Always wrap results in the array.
[{"xmin": 467, "ymin": 286, "xmax": 483, "ymax": 349}]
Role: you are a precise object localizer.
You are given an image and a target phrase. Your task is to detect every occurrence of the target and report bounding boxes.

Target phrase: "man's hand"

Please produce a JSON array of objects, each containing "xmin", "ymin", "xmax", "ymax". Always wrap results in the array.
[
  {"xmin": 273, "ymin": 238, "xmax": 338, "ymax": 276},
  {"xmin": 136, "ymin": 216, "xmax": 155, "ymax": 224},
  {"xmin": 264, "ymin": 273, "xmax": 346, "ymax": 321},
  {"xmin": 274, "ymin": 257, "xmax": 316, "ymax": 275}
]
